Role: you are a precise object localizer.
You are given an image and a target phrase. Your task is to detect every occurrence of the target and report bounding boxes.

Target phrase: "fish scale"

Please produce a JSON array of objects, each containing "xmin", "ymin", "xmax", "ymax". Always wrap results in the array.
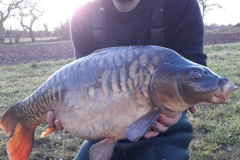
[{"xmin": 0, "ymin": 45, "xmax": 237, "ymax": 160}]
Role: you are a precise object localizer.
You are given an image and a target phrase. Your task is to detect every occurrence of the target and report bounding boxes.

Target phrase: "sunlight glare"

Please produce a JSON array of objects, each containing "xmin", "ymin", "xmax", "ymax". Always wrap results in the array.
[{"xmin": 41, "ymin": 0, "xmax": 91, "ymax": 30}]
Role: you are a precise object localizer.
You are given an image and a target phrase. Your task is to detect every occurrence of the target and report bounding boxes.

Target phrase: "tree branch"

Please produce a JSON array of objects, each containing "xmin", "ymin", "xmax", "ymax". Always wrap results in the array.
[
  {"xmin": 198, "ymin": 0, "xmax": 224, "ymax": 21},
  {"xmin": 0, "ymin": 0, "xmax": 24, "ymax": 22}
]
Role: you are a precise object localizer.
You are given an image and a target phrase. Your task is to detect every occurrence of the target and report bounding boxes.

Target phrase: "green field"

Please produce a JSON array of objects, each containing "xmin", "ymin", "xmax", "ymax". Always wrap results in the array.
[{"xmin": 0, "ymin": 43, "xmax": 240, "ymax": 159}]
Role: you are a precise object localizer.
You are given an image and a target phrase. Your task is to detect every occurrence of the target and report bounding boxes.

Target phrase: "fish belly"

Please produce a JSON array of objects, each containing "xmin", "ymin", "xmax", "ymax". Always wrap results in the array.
[{"xmin": 54, "ymin": 88, "xmax": 152, "ymax": 140}]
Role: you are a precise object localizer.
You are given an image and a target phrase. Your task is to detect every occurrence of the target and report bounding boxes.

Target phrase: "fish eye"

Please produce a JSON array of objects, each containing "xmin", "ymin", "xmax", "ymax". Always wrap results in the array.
[{"xmin": 191, "ymin": 71, "xmax": 201, "ymax": 80}]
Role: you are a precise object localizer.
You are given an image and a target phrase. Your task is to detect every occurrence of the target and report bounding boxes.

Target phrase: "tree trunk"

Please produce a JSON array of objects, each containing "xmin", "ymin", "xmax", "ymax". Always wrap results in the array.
[
  {"xmin": 0, "ymin": 22, "xmax": 5, "ymax": 45},
  {"xmin": 29, "ymin": 28, "xmax": 35, "ymax": 42}
]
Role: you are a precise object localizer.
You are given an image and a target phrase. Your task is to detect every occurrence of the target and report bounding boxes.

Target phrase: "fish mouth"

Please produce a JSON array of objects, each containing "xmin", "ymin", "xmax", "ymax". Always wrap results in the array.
[{"xmin": 210, "ymin": 79, "xmax": 237, "ymax": 104}]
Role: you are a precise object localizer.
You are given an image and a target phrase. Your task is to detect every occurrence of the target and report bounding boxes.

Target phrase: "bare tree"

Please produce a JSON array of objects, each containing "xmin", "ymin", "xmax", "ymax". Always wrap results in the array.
[
  {"xmin": 43, "ymin": 23, "xmax": 50, "ymax": 37},
  {"xmin": 60, "ymin": 19, "xmax": 70, "ymax": 40},
  {"xmin": 53, "ymin": 19, "xmax": 70, "ymax": 40},
  {"xmin": 14, "ymin": 0, "xmax": 44, "ymax": 42},
  {"xmin": 198, "ymin": 0, "xmax": 224, "ymax": 22},
  {"xmin": 0, "ymin": 0, "xmax": 24, "ymax": 45}
]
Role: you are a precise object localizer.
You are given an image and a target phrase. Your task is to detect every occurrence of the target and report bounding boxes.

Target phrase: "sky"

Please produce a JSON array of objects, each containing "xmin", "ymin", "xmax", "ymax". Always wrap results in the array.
[
  {"xmin": 204, "ymin": 0, "xmax": 240, "ymax": 25},
  {"xmin": 4, "ymin": 0, "xmax": 240, "ymax": 31},
  {"xmin": 39, "ymin": 0, "xmax": 87, "ymax": 30}
]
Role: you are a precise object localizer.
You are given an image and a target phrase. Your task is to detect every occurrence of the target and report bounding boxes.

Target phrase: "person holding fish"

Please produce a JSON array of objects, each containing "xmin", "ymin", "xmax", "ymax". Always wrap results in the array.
[
  {"xmin": 46, "ymin": 0, "xmax": 206, "ymax": 159},
  {"xmin": 0, "ymin": 0, "xmax": 237, "ymax": 160}
]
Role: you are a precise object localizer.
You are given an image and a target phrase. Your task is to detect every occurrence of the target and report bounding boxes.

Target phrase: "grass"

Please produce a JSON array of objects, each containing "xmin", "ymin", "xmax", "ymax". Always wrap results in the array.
[
  {"xmin": 0, "ymin": 43, "xmax": 240, "ymax": 159},
  {"xmin": 188, "ymin": 43, "xmax": 240, "ymax": 160}
]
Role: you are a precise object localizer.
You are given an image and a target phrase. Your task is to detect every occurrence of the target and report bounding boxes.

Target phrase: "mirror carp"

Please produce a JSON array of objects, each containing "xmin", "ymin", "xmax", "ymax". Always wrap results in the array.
[{"xmin": 0, "ymin": 46, "xmax": 237, "ymax": 160}]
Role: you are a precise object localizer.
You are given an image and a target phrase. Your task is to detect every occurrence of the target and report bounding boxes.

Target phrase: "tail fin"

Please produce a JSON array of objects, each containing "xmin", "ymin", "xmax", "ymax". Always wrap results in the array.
[
  {"xmin": 0, "ymin": 103, "xmax": 19, "ymax": 136},
  {"xmin": 0, "ymin": 103, "xmax": 35, "ymax": 160}
]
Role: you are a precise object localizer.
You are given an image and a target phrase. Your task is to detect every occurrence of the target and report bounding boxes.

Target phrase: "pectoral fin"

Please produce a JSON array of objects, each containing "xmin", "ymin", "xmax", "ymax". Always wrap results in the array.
[
  {"xmin": 127, "ymin": 108, "xmax": 161, "ymax": 141},
  {"xmin": 89, "ymin": 138, "xmax": 117, "ymax": 160}
]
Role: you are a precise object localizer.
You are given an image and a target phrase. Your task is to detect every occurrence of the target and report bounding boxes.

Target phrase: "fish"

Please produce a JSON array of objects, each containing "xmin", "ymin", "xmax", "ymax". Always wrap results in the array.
[{"xmin": 0, "ymin": 45, "xmax": 237, "ymax": 160}]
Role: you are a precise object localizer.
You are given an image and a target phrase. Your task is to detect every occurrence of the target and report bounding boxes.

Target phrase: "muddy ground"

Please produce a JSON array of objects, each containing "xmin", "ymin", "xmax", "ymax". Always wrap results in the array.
[
  {"xmin": 0, "ymin": 32, "xmax": 240, "ymax": 66},
  {"xmin": 204, "ymin": 32, "xmax": 240, "ymax": 45},
  {"xmin": 0, "ymin": 41, "xmax": 74, "ymax": 66}
]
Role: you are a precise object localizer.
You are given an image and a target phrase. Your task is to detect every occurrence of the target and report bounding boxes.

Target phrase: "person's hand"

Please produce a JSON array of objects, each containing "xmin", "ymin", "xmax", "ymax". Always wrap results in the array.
[
  {"xmin": 45, "ymin": 111, "xmax": 68, "ymax": 133},
  {"xmin": 144, "ymin": 106, "xmax": 196, "ymax": 138}
]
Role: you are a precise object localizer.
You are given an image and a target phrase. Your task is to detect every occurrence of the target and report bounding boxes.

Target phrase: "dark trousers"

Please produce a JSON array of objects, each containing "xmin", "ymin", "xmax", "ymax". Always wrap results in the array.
[{"xmin": 74, "ymin": 112, "xmax": 192, "ymax": 160}]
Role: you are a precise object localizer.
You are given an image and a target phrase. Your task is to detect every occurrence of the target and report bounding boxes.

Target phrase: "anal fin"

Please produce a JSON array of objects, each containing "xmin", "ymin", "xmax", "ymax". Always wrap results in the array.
[
  {"xmin": 89, "ymin": 138, "xmax": 117, "ymax": 160},
  {"xmin": 127, "ymin": 107, "xmax": 161, "ymax": 141}
]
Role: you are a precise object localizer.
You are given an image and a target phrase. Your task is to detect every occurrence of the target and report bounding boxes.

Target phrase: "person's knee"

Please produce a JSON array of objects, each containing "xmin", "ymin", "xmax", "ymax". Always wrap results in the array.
[
  {"xmin": 74, "ymin": 140, "xmax": 99, "ymax": 160},
  {"xmin": 142, "ymin": 144, "xmax": 189, "ymax": 160}
]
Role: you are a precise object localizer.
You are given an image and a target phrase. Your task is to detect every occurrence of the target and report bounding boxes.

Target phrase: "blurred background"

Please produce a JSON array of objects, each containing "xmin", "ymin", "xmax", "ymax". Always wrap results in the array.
[{"xmin": 0, "ymin": 0, "xmax": 240, "ymax": 44}]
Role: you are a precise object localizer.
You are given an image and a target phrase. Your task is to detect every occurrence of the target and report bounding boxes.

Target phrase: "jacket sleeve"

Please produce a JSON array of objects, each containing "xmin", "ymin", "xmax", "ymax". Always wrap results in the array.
[
  {"xmin": 164, "ymin": 0, "xmax": 207, "ymax": 66},
  {"xmin": 70, "ymin": 2, "xmax": 95, "ymax": 59}
]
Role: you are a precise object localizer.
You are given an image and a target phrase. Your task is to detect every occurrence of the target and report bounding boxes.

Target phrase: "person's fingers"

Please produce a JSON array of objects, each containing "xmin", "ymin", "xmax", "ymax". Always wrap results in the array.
[
  {"xmin": 54, "ymin": 119, "xmax": 64, "ymax": 131},
  {"xmin": 157, "ymin": 113, "xmax": 182, "ymax": 127},
  {"xmin": 62, "ymin": 129, "xmax": 69, "ymax": 133},
  {"xmin": 144, "ymin": 121, "xmax": 169, "ymax": 138},
  {"xmin": 144, "ymin": 130, "xmax": 160, "ymax": 139},
  {"xmin": 151, "ymin": 121, "xmax": 169, "ymax": 133},
  {"xmin": 144, "ymin": 112, "xmax": 183, "ymax": 139},
  {"xmin": 189, "ymin": 106, "xmax": 197, "ymax": 114},
  {"xmin": 46, "ymin": 111, "xmax": 55, "ymax": 126}
]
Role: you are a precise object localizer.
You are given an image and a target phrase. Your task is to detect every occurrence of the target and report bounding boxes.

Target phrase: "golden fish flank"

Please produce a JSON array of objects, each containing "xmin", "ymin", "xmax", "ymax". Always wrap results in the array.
[
  {"xmin": 139, "ymin": 53, "xmax": 148, "ymax": 66},
  {"xmin": 40, "ymin": 96, "xmax": 47, "ymax": 107},
  {"xmin": 147, "ymin": 63, "xmax": 155, "ymax": 74},
  {"xmin": 111, "ymin": 69, "xmax": 120, "ymax": 95},
  {"xmin": 52, "ymin": 87, "xmax": 58, "ymax": 104},
  {"xmin": 137, "ymin": 69, "xmax": 144, "ymax": 86},
  {"xmin": 120, "ymin": 65, "xmax": 128, "ymax": 94},
  {"xmin": 144, "ymin": 74, "xmax": 151, "ymax": 86},
  {"xmin": 127, "ymin": 78, "xmax": 133, "ymax": 90},
  {"xmin": 134, "ymin": 47, "xmax": 142, "ymax": 55},
  {"xmin": 92, "ymin": 114, "xmax": 104, "ymax": 132},
  {"xmin": 112, "ymin": 125, "xmax": 121, "ymax": 136},
  {"xmin": 93, "ymin": 122, "xmax": 100, "ymax": 132},
  {"xmin": 57, "ymin": 86, "xmax": 62, "ymax": 104},
  {"xmin": 127, "ymin": 51, "xmax": 133, "ymax": 62},
  {"xmin": 101, "ymin": 70, "xmax": 111, "ymax": 96},
  {"xmin": 44, "ymin": 92, "xmax": 49, "ymax": 105},
  {"xmin": 88, "ymin": 87, "xmax": 95, "ymax": 98},
  {"xmin": 152, "ymin": 55, "xmax": 161, "ymax": 66},
  {"xmin": 47, "ymin": 89, "xmax": 53, "ymax": 104},
  {"xmin": 120, "ymin": 48, "xmax": 127, "ymax": 60},
  {"xmin": 136, "ymin": 88, "xmax": 146, "ymax": 104},
  {"xmin": 142, "ymin": 85, "xmax": 149, "ymax": 98},
  {"xmin": 133, "ymin": 74, "xmax": 138, "ymax": 88},
  {"xmin": 107, "ymin": 54, "xmax": 114, "ymax": 66},
  {"xmin": 113, "ymin": 52, "xmax": 122, "ymax": 66},
  {"xmin": 103, "ymin": 122, "xmax": 109, "ymax": 135},
  {"xmin": 129, "ymin": 60, "xmax": 138, "ymax": 78}
]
